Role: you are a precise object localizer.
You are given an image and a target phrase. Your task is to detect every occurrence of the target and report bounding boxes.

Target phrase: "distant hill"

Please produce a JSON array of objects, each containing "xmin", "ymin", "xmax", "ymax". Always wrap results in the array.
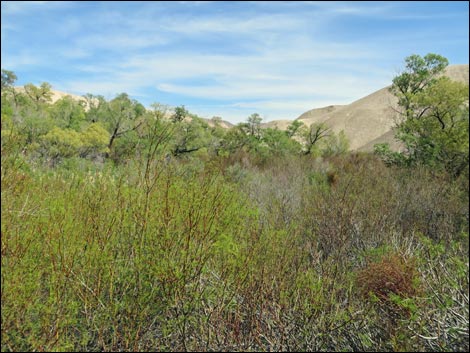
[
  {"xmin": 292, "ymin": 64, "xmax": 469, "ymax": 151},
  {"xmin": 205, "ymin": 117, "xmax": 234, "ymax": 129},
  {"xmin": 14, "ymin": 86, "xmax": 88, "ymax": 104},
  {"xmin": 260, "ymin": 119, "xmax": 294, "ymax": 130}
]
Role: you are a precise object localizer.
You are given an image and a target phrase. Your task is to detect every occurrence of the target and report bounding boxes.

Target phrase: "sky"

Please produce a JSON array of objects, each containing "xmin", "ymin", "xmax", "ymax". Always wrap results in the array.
[{"xmin": 1, "ymin": 1, "xmax": 469, "ymax": 124}]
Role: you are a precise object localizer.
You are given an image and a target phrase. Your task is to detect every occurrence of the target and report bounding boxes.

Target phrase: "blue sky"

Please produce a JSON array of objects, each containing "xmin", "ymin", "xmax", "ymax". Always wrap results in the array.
[{"xmin": 1, "ymin": 1, "xmax": 469, "ymax": 123}]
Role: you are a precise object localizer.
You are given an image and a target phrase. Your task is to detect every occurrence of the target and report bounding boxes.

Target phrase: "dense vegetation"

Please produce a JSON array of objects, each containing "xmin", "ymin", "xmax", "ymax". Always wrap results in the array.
[{"xmin": 2, "ymin": 54, "xmax": 468, "ymax": 352}]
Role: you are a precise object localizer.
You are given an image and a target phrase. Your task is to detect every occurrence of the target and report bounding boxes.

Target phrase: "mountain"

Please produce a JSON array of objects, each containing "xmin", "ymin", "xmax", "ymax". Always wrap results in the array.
[
  {"xmin": 260, "ymin": 119, "xmax": 294, "ymax": 130},
  {"xmin": 292, "ymin": 64, "xmax": 469, "ymax": 151},
  {"xmin": 205, "ymin": 117, "xmax": 234, "ymax": 129}
]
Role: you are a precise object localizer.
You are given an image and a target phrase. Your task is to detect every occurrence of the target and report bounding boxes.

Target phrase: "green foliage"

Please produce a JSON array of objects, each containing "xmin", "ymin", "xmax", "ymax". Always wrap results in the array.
[
  {"xmin": 374, "ymin": 143, "xmax": 407, "ymax": 166},
  {"xmin": 1, "ymin": 67, "xmax": 468, "ymax": 352},
  {"xmin": 246, "ymin": 112, "xmax": 263, "ymax": 139},
  {"xmin": 381, "ymin": 53, "xmax": 469, "ymax": 177},
  {"xmin": 42, "ymin": 127, "xmax": 84, "ymax": 158},
  {"xmin": 49, "ymin": 96, "xmax": 86, "ymax": 131},
  {"xmin": 172, "ymin": 105, "xmax": 189, "ymax": 123},
  {"xmin": 2, "ymin": 139, "xmax": 469, "ymax": 351},
  {"xmin": 286, "ymin": 119, "xmax": 304, "ymax": 138},
  {"xmin": 1, "ymin": 68, "xmax": 17, "ymax": 90},
  {"xmin": 300, "ymin": 122, "xmax": 331, "ymax": 155},
  {"xmin": 390, "ymin": 53, "xmax": 449, "ymax": 117},
  {"xmin": 80, "ymin": 123, "xmax": 110, "ymax": 155},
  {"xmin": 262, "ymin": 127, "xmax": 303, "ymax": 156},
  {"xmin": 105, "ymin": 93, "xmax": 146, "ymax": 152},
  {"xmin": 17, "ymin": 108, "xmax": 56, "ymax": 146},
  {"xmin": 40, "ymin": 123, "xmax": 110, "ymax": 160},
  {"xmin": 322, "ymin": 130, "xmax": 350, "ymax": 156},
  {"xmin": 171, "ymin": 116, "xmax": 212, "ymax": 157},
  {"xmin": 83, "ymin": 94, "xmax": 109, "ymax": 124},
  {"xmin": 23, "ymin": 82, "xmax": 53, "ymax": 106}
]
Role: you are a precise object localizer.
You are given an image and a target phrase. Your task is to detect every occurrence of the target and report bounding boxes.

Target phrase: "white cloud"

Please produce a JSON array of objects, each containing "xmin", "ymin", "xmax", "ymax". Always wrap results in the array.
[
  {"xmin": 156, "ymin": 79, "xmax": 349, "ymax": 101},
  {"xmin": 57, "ymin": 80, "xmax": 145, "ymax": 99},
  {"xmin": 231, "ymin": 99, "xmax": 334, "ymax": 111},
  {"xmin": 1, "ymin": 52, "xmax": 38, "ymax": 70},
  {"xmin": 6, "ymin": 1, "xmax": 466, "ymax": 124},
  {"xmin": 74, "ymin": 33, "xmax": 167, "ymax": 52},
  {"xmin": 186, "ymin": 98, "xmax": 346, "ymax": 123},
  {"xmin": 57, "ymin": 35, "xmax": 391, "ymax": 122},
  {"xmin": 1, "ymin": 1, "xmax": 69, "ymax": 15},
  {"xmin": 161, "ymin": 13, "xmax": 309, "ymax": 35}
]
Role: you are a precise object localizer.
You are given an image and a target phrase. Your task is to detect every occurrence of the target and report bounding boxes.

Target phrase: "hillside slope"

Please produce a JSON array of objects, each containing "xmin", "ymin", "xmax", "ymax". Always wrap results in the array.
[{"xmin": 295, "ymin": 64, "xmax": 469, "ymax": 151}]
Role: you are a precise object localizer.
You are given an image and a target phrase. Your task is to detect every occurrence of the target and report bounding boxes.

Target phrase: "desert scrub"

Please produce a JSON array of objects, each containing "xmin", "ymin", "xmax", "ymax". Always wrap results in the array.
[{"xmin": 2, "ymin": 144, "xmax": 469, "ymax": 351}]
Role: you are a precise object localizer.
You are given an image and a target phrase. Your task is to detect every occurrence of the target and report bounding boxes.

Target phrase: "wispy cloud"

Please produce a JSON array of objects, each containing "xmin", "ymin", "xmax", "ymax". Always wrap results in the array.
[
  {"xmin": 1, "ymin": 51, "xmax": 39, "ymax": 70},
  {"xmin": 1, "ymin": 1, "xmax": 70, "ymax": 15},
  {"xmin": 2, "ymin": 1, "xmax": 468, "ymax": 123}
]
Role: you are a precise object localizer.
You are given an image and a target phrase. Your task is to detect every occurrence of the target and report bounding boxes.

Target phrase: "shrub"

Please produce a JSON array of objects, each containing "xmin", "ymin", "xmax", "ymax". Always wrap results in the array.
[{"xmin": 356, "ymin": 252, "xmax": 420, "ymax": 318}]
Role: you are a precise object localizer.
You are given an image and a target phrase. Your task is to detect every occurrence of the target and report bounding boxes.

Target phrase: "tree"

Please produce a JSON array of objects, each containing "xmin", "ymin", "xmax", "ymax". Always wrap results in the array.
[
  {"xmin": 171, "ymin": 116, "xmax": 211, "ymax": 157},
  {"xmin": 246, "ymin": 113, "xmax": 263, "ymax": 139},
  {"xmin": 49, "ymin": 96, "xmax": 86, "ymax": 131},
  {"xmin": 390, "ymin": 53, "xmax": 448, "ymax": 120},
  {"xmin": 1, "ymin": 70, "xmax": 17, "ymax": 127},
  {"xmin": 83, "ymin": 94, "xmax": 108, "ymax": 123},
  {"xmin": 41, "ymin": 127, "xmax": 83, "ymax": 159},
  {"xmin": 219, "ymin": 125, "xmax": 250, "ymax": 154},
  {"xmin": 41, "ymin": 123, "xmax": 110, "ymax": 161},
  {"xmin": 263, "ymin": 127, "xmax": 302, "ymax": 156},
  {"xmin": 301, "ymin": 122, "xmax": 331, "ymax": 155},
  {"xmin": 105, "ymin": 93, "xmax": 146, "ymax": 152},
  {"xmin": 1, "ymin": 69, "xmax": 17, "ymax": 91},
  {"xmin": 206, "ymin": 117, "xmax": 228, "ymax": 156},
  {"xmin": 23, "ymin": 82, "xmax": 53, "ymax": 106},
  {"xmin": 286, "ymin": 120, "xmax": 304, "ymax": 138},
  {"xmin": 322, "ymin": 130, "xmax": 349, "ymax": 157},
  {"xmin": 377, "ymin": 53, "xmax": 469, "ymax": 177},
  {"xmin": 8, "ymin": 82, "xmax": 55, "ymax": 145},
  {"xmin": 79, "ymin": 122, "xmax": 110, "ymax": 157},
  {"xmin": 172, "ymin": 105, "xmax": 189, "ymax": 123}
]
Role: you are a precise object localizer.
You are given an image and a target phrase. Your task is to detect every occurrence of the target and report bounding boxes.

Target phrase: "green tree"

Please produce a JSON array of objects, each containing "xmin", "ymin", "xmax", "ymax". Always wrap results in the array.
[
  {"xmin": 246, "ymin": 113, "xmax": 263, "ymax": 139},
  {"xmin": 49, "ymin": 96, "xmax": 86, "ymax": 131},
  {"xmin": 322, "ymin": 130, "xmax": 350, "ymax": 157},
  {"xmin": 263, "ymin": 127, "xmax": 303, "ymax": 156},
  {"xmin": 286, "ymin": 120, "xmax": 304, "ymax": 138},
  {"xmin": 172, "ymin": 105, "xmax": 189, "ymax": 123},
  {"xmin": 41, "ymin": 127, "xmax": 83, "ymax": 159},
  {"xmin": 1, "ymin": 69, "xmax": 17, "ymax": 91},
  {"xmin": 390, "ymin": 53, "xmax": 449, "ymax": 120},
  {"xmin": 171, "ymin": 116, "xmax": 211, "ymax": 157},
  {"xmin": 23, "ymin": 82, "xmax": 53, "ymax": 106},
  {"xmin": 105, "ymin": 93, "xmax": 146, "ymax": 152},
  {"xmin": 83, "ymin": 94, "xmax": 108, "ymax": 123},
  {"xmin": 219, "ymin": 114, "xmax": 265, "ymax": 156},
  {"xmin": 11, "ymin": 83, "xmax": 55, "ymax": 145},
  {"xmin": 301, "ymin": 122, "xmax": 331, "ymax": 155},
  {"xmin": 1, "ymin": 69, "xmax": 17, "ymax": 128},
  {"xmin": 218, "ymin": 125, "xmax": 250, "ymax": 154},
  {"xmin": 80, "ymin": 122, "xmax": 110, "ymax": 157},
  {"xmin": 377, "ymin": 53, "xmax": 469, "ymax": 177}
]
